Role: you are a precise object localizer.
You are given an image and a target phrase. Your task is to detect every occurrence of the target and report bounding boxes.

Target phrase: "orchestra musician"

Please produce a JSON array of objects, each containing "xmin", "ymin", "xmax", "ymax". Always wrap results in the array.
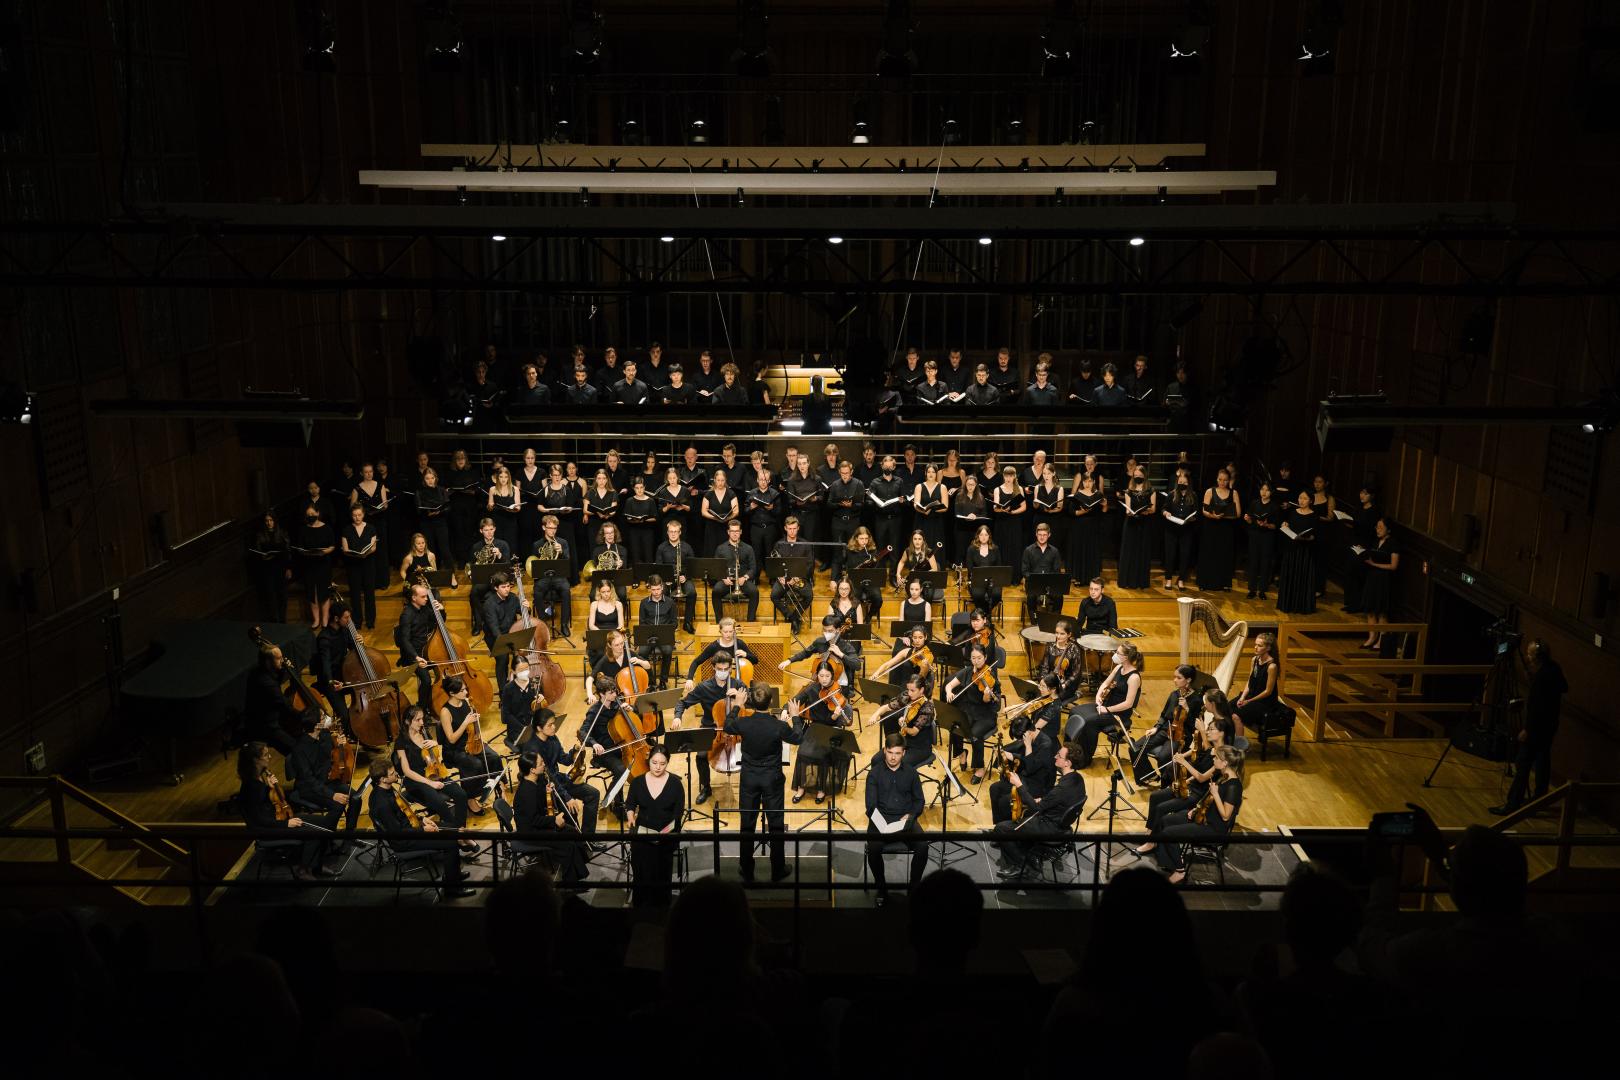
[
  {"xmin": 393, "ymin": 582, "xmax": 440, "ymax": 714},
  {"xmin": 1134, "ymin": 664, "xmax": 1201, "ymax": 786},
  {"xmin": 780, "ymin": 615, "xmax": 861, "ymax": 689},
  {"xmin": 625, "ymin": 743, "xmax": 685, "ymax": 907},
  {"xmin": 874, "ymin": 624, "xmax": 936, "ymax": 696},
  {"xmin": 896, "ymin": 529, "xmax": 944, "ymax": 607},
  {"xmin": 438, "ymin": 675, "xmax": 501, "ymax": 788},
  {"xmin": 637, "ymin": 574, "xmax": 678, "ymax": 688},
  {"xmin": 864, "ymin": 734, "xmax": 928, "ymax": 908},
  {"xmin": 285, "ymin": 713, "xmax": 363, "ymax": 834},
  {"xmin": 245, "ymin": 643, "xmax": 307, "ymax": 755},
  {"xmin": 237, "ymin": 742, "xmax": 340, "ymax": 882},
  {"xmin": 531, "ymin": 514, "xmax": 573, "ymax": 636},
  {"xmin": 672, "ymin": 653, "xmax": 744, "ymax": 806},
  {"xmin": 527, "ymin": 712, "xmax": 602, "ymax": 835},
  {"xmin": 479, "ymin": 570, "xmax": 525, "ymax": 687},
  {"xmin": 992, "ymin": 741, "xmax": 1086, "ymax": 880},
  {"xmin": 988, "ymin": 723, "xmax": 1057, "ymax": 826},
  {"xmin": 587, "ymin": 629, "xmax": 650, "ymax": 697},
  {"xmin": 655, "ymin": 518, "xmax": 698, "ymax": 634},
  {"xmin": 392, "ymin": 705, "xmax": 482, "ymax": 853},
  {"xmin": 500, "ymin": 654, "xmax": 554, "ymax": 748},
  {"xmin": 728, "ymin": 683, "xmax": 803, "ymax": 884},
  {"xmin": 576, "ymin": 676, "xmax": 632, "ymax": 818},
  {"xmin": 962, "ymin": 524, "xmax": 1003, "ymax": 618},
  {"xmin": 1075, "ymin": 576, "xmax": 1119, "ymax": 682},
  {"xmin": 1066, "ymin": 642, "xmax": 1143, "ymax": 766},
  {"xmin": 768, "ymin": 517, "xmax": 813, "ymax": 634},
  {"xmin": 313, "ymin": 604, "xmax": 357, "ymax": 738},
  {"xmin": 714, "ymin": 518, "xmax": 760, "ymax": 622},
  {"xmin": 1137, "ymin": 711, "xmax": 1235, "ymax": 856},
  {"xmin": 944, "ymin": 642, "xmax": 1002, "ymax": 782},
  {"xmin": 510, "ymin": 751, "xmax": 588, "ymax": 886},
  {"xmin": 1034, "ymin": 618, "xmax": 1085, "ymax": 717},
  {"xmin": 1149, "ymin": 746, "xmax": 1245, "ymax": 885},
  {"xmin": 785, "ymin": 663, "xmax": 854, "ymax": 804},
  {"xmin": 367, "ymin": 757, "xmax": 475, "ymax": 900},
  {"xmin": 685, "ymin": 617, "xmax": 762, "ymax": 691}
]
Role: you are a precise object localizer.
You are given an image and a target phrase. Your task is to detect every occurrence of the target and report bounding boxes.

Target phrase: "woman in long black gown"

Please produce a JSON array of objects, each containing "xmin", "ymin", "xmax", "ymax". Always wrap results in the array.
[
  {"xmin": 1067, "ymin": 472, "xmax": 1107, "ymax": 585},
  {"xmin": 296, "ymin": 505, "xmax": 336, "ymax": 630},
  {"xmin": 1160, "ymin": 467, "xmax": 1200, "ymax": 591},
  {"xmin": 1198, "ymin": 467, "xmax": 1241, "ymax": 592},
  {"xmin": 1030, "ymin": 462, "xmax": 1065, "ymax": 556},
  {"xmin": 953, "ymin": 474, "xmax": 990, "ymax": 561},
  {"xmin": 249, "ymin": 511, "xmax": 292, "ymax": 622},
  {"xmin": 912, "ymin": 462, "xmax": 950, "ymax": 552},
  {"xmin": 514, "ymin": 447, "xmax": 547, "ymax": 561},
  {"xmin": 625, "ymin": 744, "xmax": 685, "ymax": 908},
  {"xmin": 990, "ymin": 467, "xmax": 1028, "ymax": 584},
  {"xmin": 1358, "ymin": 516, "xmax": 1401, "ymax": 649},
  {"xmin": 1276, "ymin": 491, "xmax": 1319, "ymax": 614},
  {"xmin": 1244, "ymin": 481, "xmax": 1281, "ymax": 600},
  {"xmin": 1310, "ymin": 473, "xmax": 1339, "ymax": 601},
  {"xmin": 1117, "ymin": 465, "xmax": 1157, "ymax": 589}
]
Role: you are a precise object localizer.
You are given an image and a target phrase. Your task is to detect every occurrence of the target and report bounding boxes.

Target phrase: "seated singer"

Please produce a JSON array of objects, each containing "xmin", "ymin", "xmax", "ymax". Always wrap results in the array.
[{"xmin": 864, "ymin": 734, "xmax": 928, "ymax": 908}]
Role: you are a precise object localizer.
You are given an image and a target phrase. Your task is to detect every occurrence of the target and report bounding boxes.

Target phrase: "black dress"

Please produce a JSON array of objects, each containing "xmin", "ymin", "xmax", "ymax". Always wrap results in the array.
[
  {"xmin": 352, "ymin": 481, "xmax": 390, "ymax": 578},
  {"xmin": 1161, "ymin": 486, "xmax": 1200, "ymax": 582},
  {"xmin": 1198, "ymin": 488, "xmax": 1239, "ymax": 591},
  {"xmin": 1276, "ymin": 510, "xmax": 1319, "ymax": 614},
  {"xmin": 1068, "ymin": 491, "xmax": 1107, "ymax": 584},
  {"xmin": 1358, "ymin": 536, "xmax": 1399, "ymax": 617},
  {"xmin": 626, "ymin": 772, "xmax": 685, "ymax": 907},
  {"xmin": 1246, "ymin": 498, "xmax": 1281, "ymax": 596},
  {"xmin": 340, "ymin": 521, "xmax": 379, "ymax": 627},
  {"xmin": 953, "ymin": 490, "xmax": 990, "ymax": 560},
  {"xmin": 622, "ymin": 492, "xmax": 659, "ymax": 566},
  {"xmin": 790, "ymin": 688, "xmax": 854, "ymax": 794},
  {"xmin": 701, "ymin": 489, "xmax": 739, "ymax": 555},
  {"xmin": 296, "ymin": 521, "xmax": 334, "ymax": 597},
  {"xmin": 1117, "ymin": 486, "xmax": 1156, "ymax": 589},
  {"xmin": 488, "ymin": 486, "xmax": 522, "ymax": 551},
  {"xmin": 915, "ymin": 482, "xmax": 949, "ymax": 551},
  {"xmin": 516, "ymin": 465, "xmax": 547, "ymax": 558},
  {"xmin": 249, "ymin": 528, "xmax": 291, "ymax": 622},
  {"xmin": 991, "ymin": 487, "xmax": 1027, "ymax": 583},
  {"xmin": 1030, "ymin": 482, "xmax": 1064, "ymax": 552}
]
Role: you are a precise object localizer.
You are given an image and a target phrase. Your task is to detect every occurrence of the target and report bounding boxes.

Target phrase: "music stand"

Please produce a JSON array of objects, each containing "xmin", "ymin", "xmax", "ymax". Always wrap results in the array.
[
  {"xmin": 590, "ymin": 567, "xmax": 635, "ymax": 595},
  {"xmin": 1008, "ymin": 675, "xmax": 1044, "ymax": 700},
  {"xmin": 685, "ymin": 557, "xmax": 726, "ymax": 621},
  {"xmin": 493, "ymin": 626, "xmax": 542, "ymax": 662},
  {"xmin": 410, "ymin": 568, "xmax": 456, "ymax": 593},
  {"xmin": 584, "ymin": 628, "xmax": 617, "ymax": 659},
  {"xmin": 664, "ymin": 726, "xmax": 718, "ymax": 825},
  {"xmin": 632, "ymin": 624, "xmax": 679, "ymax": 689},
  {"xmin": 903, "ymin": 569, "xmax": 949, "ymax": 611},
  {"xmin": 926, "ymin": 697, "xmax": 978, "ymax": 868},
  {"xmin": 1035, "ymin": 610, "xmax": 1065, "ymax": 635},
  {"xmin": 888, "ymin": 620, "xmax": 929, "ymax": 640},
  {"xmin": 1024, "ymin": 573, "xmax": 1070, "ymax": 615},
  {"xmin": 630, "ymin": 562, "xmax": 666, "ymax": 585},
  {"xmin": 848, "ymin": 565, "xmax": 888, "ymax": 622},
  {"xmin": 468, "ymin": 564, "xmax": 516, "ymax": 587},
  {"xmin": 764, "ymin": 556, "xmax": 813, "ymax": 583},
  {"xmin": 930, "ymin": 640, "xmax": 966, "ymax": 675},
  {"xmin": 525, "ymin": 557, "xmax": 572, "ymax": 582},
  {"xmin": 793, "ymin": 722, "xmax": 859, "ymax": 831},
  {"xmin": 966, "ymin": 565, "xmax": 1013, "ymax": 621}
]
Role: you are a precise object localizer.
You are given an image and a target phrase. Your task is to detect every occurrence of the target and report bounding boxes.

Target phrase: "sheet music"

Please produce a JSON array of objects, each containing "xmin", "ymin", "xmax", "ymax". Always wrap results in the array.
[
  {"xmin": 1163, "ymin": 513, "xmax": 1188, "ymax": 526},
  {"xmin": 1333, "ymin": 509, "xmax": 1354, "ymax": 522},
  {"xmin": 1281, "ymin": 522, "xmax": 1300, "ymax": 540},
  {"xmin": 871, "ymin": 809, "xmax": 908, "ymax": 834},
  {"xmin": 1350, "ymin": 543, "xmax": 1366, "ymax": 556}
]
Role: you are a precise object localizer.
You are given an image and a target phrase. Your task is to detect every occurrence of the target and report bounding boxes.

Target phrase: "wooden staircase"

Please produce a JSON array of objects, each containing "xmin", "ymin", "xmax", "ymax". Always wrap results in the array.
[{"xmin": 0, "ymin": 776, "xmax": 194, "ymax": 907}]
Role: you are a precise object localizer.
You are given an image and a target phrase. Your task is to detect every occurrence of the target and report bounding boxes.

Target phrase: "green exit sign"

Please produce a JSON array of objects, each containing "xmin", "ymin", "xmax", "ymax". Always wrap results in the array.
[{"xmin": 1460, "ymin": 571, "xmax": 1476, "ymax": 586}]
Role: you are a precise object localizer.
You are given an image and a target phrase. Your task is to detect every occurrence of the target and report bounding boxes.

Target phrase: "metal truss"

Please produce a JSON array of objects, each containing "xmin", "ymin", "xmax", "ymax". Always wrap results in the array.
[{"xmin": 1, "ymin": 203, "xmax": 1614, "ymax": 297}]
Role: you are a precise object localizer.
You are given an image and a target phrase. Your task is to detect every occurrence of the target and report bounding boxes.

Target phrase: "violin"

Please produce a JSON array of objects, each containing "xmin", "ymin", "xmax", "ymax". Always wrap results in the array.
[
  {"xmin": 267, "ymin": 773, "xmax": 295, "ymax": 822},
  {"xmin": 807, "ymin": 683, "xmax": 848, "ymax": 721},
  {"xmin": 1001, "ymin": 752, "xmax": 1026, "ymax": 818},
  {"xmin": 322, "ymin": 718, "xmax": 358, "ymax": 786},
  {"xmin": 1170, "ymin": 696, "xmax": 1191, "ymax": 797},
  {"xmin": 421, "ymin": 740, "xmax": 450, "ymax": 781},
  {"xmin": 414, "ymin": 571, "xmax": 496, "ymax": 717},
  {"xmin": 463, "ymin": 708, "xmax": 485, "ymax": 756},
  {"xmin": 1191, "ymin": 784, "xmax": 1215, "ymax": 825},
  {"xmin": 391, "ymin": 784, "xmax": 423, "ymax": 829}
]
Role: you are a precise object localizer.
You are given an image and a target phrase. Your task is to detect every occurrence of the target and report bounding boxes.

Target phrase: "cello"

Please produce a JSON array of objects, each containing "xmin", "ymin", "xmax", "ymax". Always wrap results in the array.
[
  {"xmin": 708, "ymin": 682, "xmax": 748, "ymax": 774},
  {"xmin": 331, "ymin": 586, "xmax": 401, "ymax": 748},
  {"xmin": 511, "ymin": 565, "xmax": 567, "ymax": 705},
  {"xmin": 414, "ymin": 571, "xmax": 495, "ymax": 716},
  {"xmin": 607, "ymin": 697, "xmax": 657, "ymax": 780}
]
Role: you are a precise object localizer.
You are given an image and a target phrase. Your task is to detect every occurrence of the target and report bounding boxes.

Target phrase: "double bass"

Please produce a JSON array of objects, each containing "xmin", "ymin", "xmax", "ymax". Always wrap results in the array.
[
  {"xmin": 248, "ymin": 626, "xmax": 330, "ymax": 739},
  {"xmin": 414, "ymin": 571, "xmax": 495, "ymax": 716},
  {"xmin": 512, "ymin": 565, "xmax": 567, "ymax": 705},
  {"xmin": 330, "ymin": 586, "xmax": 401, "ymax": 747}
]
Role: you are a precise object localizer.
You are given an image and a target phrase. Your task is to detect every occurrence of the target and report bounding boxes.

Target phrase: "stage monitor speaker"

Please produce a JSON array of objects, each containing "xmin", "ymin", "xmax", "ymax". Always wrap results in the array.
[{"xmin": 236, "ymin": 419, "xmax": 314, "ymax": 448}]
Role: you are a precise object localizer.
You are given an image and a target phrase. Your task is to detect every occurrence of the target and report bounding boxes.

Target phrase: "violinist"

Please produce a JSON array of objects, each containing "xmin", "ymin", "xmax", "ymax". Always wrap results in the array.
[
  {"xmin": 393, "ymin": 705, "xmax": 481, "ymax": 853},
  {"xmin": 1067, "ymin": 642, "xmax": 1143, "ymax": 766},
  {"xmin": 637, "ymin": 575, "xmax": 678, "ymax": 689},
  {"xmin": 685, "ymin": 617, "xmax": 761, "ymax": 691},
  {"xmin": 1137, "ymin": 712, "xmax": 1234, "ymax": 855},
  {"xmin": 367, "ymin": 758, "xmax": 475, "ymax": 900},
  {"xmin": 864, "ymin": 734, "xmax": 928, "ymax": 908},
  {"xmin": 714, "ymin": 518, "xmax": 760, "ymax": 622},
  {"xmin": 780, "ymin": 615, "xmax": 861, "ymax": 689},
  {"xmin": 531, "ymin": 514, "xmax": 573, "ymax": 636},
  {"xmin": 993, "ymin": 741, "xmax": 1087, "ymax": 881},
  {"xmin": 394, "ymin": 582, "xmax": 440, "ymax": 713},
  {"xmin": 944, "ymin": 642, "xmax": 1003, "ymax": 783},
  {"xmin": 768, "ymin": 516, "xmax": 813, "ymax": 634},
  {"xmin": 874, "ymin": 625, "xmax": 936, "ymax": 696},
  {"xmin": 577, "ymin": 676, "xmax": 631, "ymax": 817},
  {"xmin": 528, "ymin": 712, "xmax": 602, "ymax": 835},
  {"xmin": 786, "ymin": 663, "xmax": 853, "ymax": 805},
  {"xmin": 730, "ymin": 682, "xmax": 803, "ymax": 884},
  {"xmin": 988, "ymin": 723, "xmax": 1057, "ymax": 826},
  {"xmin": 1150, "ymin": 746, "xmax": 1245, "ymax": 885},
  {"xmin": 501, "ymin": 654, "xmax": 554, "ymax": 748},
  {"xmin": 655, "ymin": 518, "xmax": 698, "ymax": 634},
  {"xmin": 438, "ymin": 675, "xmax": 501, "ymax": 795},
  {"xmin": 237, "ymin": 741, "xmax": 339, "ymax": 882},
  {"xmin": 672, "ymin": 655, "xmax": 743, "ymax": 805},
  {"xmin": 480, "ymin": 570, "xmax": 526, "ymax": 687},
  {"xmin": 244, "ymin": 644, "xmax": 306, "ymax": 754},
  {"xmin": 512, "ymin": 751, "xmax": 589, "ymax": 886},
  {"xmin": 1135, "ymin": 664, "xmax": 1200, "ymax": 786},
  {"xmin": 878, "ymin": 674, "xmax": 935, "ymax": 771},
  {"xmin": 286, "ymin": 713, "xmax": 363, "ymax": 834},
  {"xmin": 625, "ymin": 743, "xmax": 685, "ymax": 907}
]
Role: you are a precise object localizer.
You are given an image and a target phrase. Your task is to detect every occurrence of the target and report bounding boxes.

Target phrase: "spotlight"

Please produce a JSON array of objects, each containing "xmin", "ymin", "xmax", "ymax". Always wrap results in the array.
[
  {"xmin": 619, "ymin": 117, "xmax": 644, "ymax": 145},
  {"xmin": 1581, "ymin": 391, "xmax": 1620, "ymax": 434},
  {"xmin": 762, "ymin": 95, "xmax": 786, "ymax": 145},
  {"xmin": 1075, "ymin": 120, "xmax": 1098, "ymax": 145},
  {"xmin": 731, "ymin": 0, "xmax": 774, "ymax": 78},
  {"xmin": 0, "ymin": 382, "xmax": 34, "ymax": 425},
  {"xmin": 550, "ymin": 117, "xmax": 573, "ymax": 144},
  {"xmin": 660, "ymin": 236, "xmax": 675, "ymax": 243},
  {"xmin": 1041, "ymin": 0, "xmax": 1082, "ymax": 78},
  {"xmin": 851, "ymin": 97, "xmax": 872, "ymax": 145},
  {"xmin": 296, "ymin": 0, "xmax": 336, "ymax": 72},
  {"xmin": 978, "ymin": 237, "xmax": 993, "ymax": 246},
  {"xmin": 941, "ymin": 116, "xmax": 962, "ymax": 146},
  {"xmin": 566, "ymin": 0, "xmax": 605, "ymax": 75},
  {"xmin": 491, "ymin": 234, "xmax": 507, "ymax": 242},
  {"xmin": 827, "ymin": 236, "xmax": 844, "ymax": 245},
  {"xmin": 1129, "ymin": 236, "xmax": 1145, "ymax": 247},
  {"xmin": 1170, "ymin": 1, "xmax": 1212, "ymax": 58},
  {"xmin": 686, "ymin": 117, "xmax": 710, "ymax": 146},
  {"xmin": 876, "ymin": 0, "xmax": 917, "ymax": 78},
  {"xmin": 1000, "ymin": 100, "xmax": 1026, "ymax": 145}
]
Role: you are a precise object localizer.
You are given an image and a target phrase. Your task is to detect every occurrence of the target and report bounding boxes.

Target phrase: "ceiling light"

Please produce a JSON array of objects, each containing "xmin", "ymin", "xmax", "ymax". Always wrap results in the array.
[
  {"xmin": 978, "ymin": 237, "xmax": 993, "ymax": 246},
  {"xmin": 491, "ymin": 234, "xmax": 507, "ymax": 242},
  {"xmin": 827, "ymin": 236, "xmax": 844, "ymax": 245},
  {"xmin": 1129, "ymin": 236, "xmax": 1145, "ymax": 246},
  {"xmin": 619, "ymin": 117, "xmax": 644, "ymax": 146},
  {"xmin": 851, "ymin": 97, "xmax": 872, "ymax": 145},
  {"xmin": 660, "ymin": 236, "xmax": 675, "ymax": 243},
  {"xmin": 686, "ymin": 118, "xmax": 710, "ymax": 146}
]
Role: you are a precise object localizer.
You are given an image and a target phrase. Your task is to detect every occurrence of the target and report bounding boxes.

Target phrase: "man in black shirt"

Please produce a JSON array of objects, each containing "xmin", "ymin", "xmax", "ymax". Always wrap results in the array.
[
  {"xmin": 469, "ymin": 360, "xmax": 505, "ymax": 429},
  {"xmin": 987, "ymin": 724, "xmax": 1057, "ymax": 825},
  {"xmin": 531, "ymin": 713, "xmax": 602, "ymax": 835},
  {"xmin": 512, "ymin": 751, "xmax": 588, "ymax": 885},
  {"xmin": 711, "ymin": 363, "xmax": 750, "ymax": 405},
  {"xmin": 942, "ymin": 347, "xmax": 972, "ymax": 393},
  {"xmin": 558, "ymin": 363, "xmax": 600, "ymax": 406},
  {"xmin": 366, "ymin": 758, "xmax": 474, "ymax": 900},
  {"xmin": 689, "ymin": 349, "xmax": 723, "ymax": 397},
  {"xmin": 1076, "ymin": 576, "xmax": 1119, "ymax": 683},
  {"xmin": 672, "ymin": 655, "xmax": 742, "ymax": 804},
  {"xmin": 286, "ymin": 713, "xmax": 364, "ymax": 833},
  {"xmin": 744, "ymin": 468, "xmax": 782, "ymax": 557},
  {"xmin": 313, "ymin": 605, "xmax": 357, "ymax": 737},
  {"xmin": 394, "ymin": 582, "xmax": 440, "ymax": 713},
  {"xmin": 1491, "ymin": 640, "xmax": 1569, "ymax": 815},
  {"xmin": 643, "ymin": 341, "xmax": 668, "ymax": 391},
  {"xmin": 893, "ymin": 346, "xmax": 925, "ymax": 400},
  {"xmin": 988, "ymin": 346, "xmax": 1022, "ymax": 403},
  {"xmin": 245, "ymin": 644, "xmax": 306, "ymax": 755},
  {"xmin": 589, "ymin": 345, "xmax": 621, "ymax": 392},
  {"xmin": 962, "ymin": 364, "xmax": 1001, "ymax": 406},
  {"xmin": 1021, "ymin": 523, "xmax": 1066, "ymax": 620},
  {"xmin": 714, "ymin": 519, "xmax": 760, "ymax": 622},
  {"xmin": 915, "ymin": 359, "xmax": 952, "ymax": 405},
  {"xmin": 637, "ymin": 575, "xmax": 678, "ymax": 688},
  {"xmin": 825, "ymin": 459, "xmax": 866, "ymax": 578},
  {"xmin": 769, "ymin": 518, "xmax": 814, "ymax": 633},
  {"xmin": 729, "ymin": 683, "xmax": 803, "ymax": 883},
  {"xmin": 655, "ymin": 519, "xmax": 698, "ymax": 633},
  {"xmin": 480, "ymin": 570, "xmax": 525, "ymax": 686},
  {"xmin": 516, "ymin": 362, "xmax": 552, "ymax": 405},
  {"xmin": 867, "ymin": 454, "xmax": 907, "ymax": 559},
  {"xmin": 610, "ymin": 359, "xmax": 650, "ymax": 405},
  {"xmin": 1023, "ymin": 362, "xmax": 1062, "ymax": 406},
  {"xmin": 780, "ymin": 616, "xmax": 861, "ymax": 688},
  {"xmin": 994, "ymin": 741, "xmax": 1086, "ymax": 879},
  {"xmin": 864, "ymin": 734, "xmax": 928, "ymax": 906},
  {"xmin": 660, "ymin": 364, "xmax": 693, "ymax": 405},
  {"xmin": 532, "ymin": 515, "xmax": 573, "ymax": 636}
]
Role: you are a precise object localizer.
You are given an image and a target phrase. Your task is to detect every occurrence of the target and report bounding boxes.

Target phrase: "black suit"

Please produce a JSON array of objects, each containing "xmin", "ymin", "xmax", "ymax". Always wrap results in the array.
[
  {"xmin": 994, "ymin": 770, "xmax": 1085, "ymax": 867},
  {"xmin": 368, "ymin": 782, "xmax": 463, "ymax": 885},
  {"xmin": 728, "ymin": 709, "xmax": 803, "ymax": 880},
  {"xmin": 989, "ymin": 730, "xmax": 1056, "ymax": 824}
]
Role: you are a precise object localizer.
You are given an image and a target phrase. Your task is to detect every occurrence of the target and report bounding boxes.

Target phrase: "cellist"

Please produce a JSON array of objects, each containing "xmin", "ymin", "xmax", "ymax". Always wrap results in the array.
[
  {"xmin": 1132, "ymin": 664, "xmax": 1200, "ymax": 787},
  {"xmin": 577, "ymin": 675, "xmax": 631, "ymax": 820},
  {"xmin": 671, "ymin": 653, "xmax": 744, "ymax": 806}
]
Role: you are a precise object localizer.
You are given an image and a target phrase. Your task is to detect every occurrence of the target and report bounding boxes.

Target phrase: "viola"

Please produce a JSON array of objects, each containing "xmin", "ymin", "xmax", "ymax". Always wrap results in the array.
[
  {"xmin": 421, "ymin": 740, "xmax": 450, "ymax": 781},
  {"xmin": 323, "ymin": 719, "xmax": 358, "ymax": 786},
  {"xmin": 391, "ymin": 785, "xmax": 423, "ymax": 829},
  {"xmin": 463, "ymin": 708, "xmax": 485, "ymax": 756}
]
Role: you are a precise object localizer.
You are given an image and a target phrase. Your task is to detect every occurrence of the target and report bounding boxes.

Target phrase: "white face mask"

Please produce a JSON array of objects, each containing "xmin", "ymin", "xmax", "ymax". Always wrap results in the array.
[{"xmin": 514, "ymin": 669, "xmax": 530, "ymax": 684}]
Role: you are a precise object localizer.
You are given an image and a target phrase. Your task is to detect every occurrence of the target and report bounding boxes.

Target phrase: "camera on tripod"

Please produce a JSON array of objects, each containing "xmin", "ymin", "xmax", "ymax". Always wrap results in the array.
[{"xmin": 1484, "ymin": 617, "xmax": 1521, "ymax": 657}]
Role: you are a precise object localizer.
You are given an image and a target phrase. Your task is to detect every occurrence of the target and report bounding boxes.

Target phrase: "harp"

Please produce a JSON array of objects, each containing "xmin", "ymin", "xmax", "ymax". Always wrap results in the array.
[{"xmin": 1177, "ymin": 596, "xmax": 1249, "ymax": 695}]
